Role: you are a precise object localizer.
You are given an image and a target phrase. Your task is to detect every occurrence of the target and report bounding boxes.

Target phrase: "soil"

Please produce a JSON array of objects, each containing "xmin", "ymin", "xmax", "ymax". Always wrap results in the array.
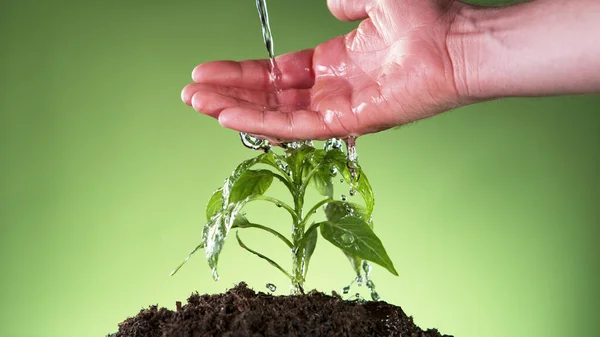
[{"xmin": 109, "ymin": 282, "xmax": 451, "ymax": 337}]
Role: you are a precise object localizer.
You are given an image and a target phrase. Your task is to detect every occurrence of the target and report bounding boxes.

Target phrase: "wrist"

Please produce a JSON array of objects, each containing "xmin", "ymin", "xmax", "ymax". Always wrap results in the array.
[
  {"xmin": 446, "ymin": 4, "xmax": 504, "ymax": 102},
  {"xmin": 447, "ymin": 0, "xmax": 600, "ymax": 101}
]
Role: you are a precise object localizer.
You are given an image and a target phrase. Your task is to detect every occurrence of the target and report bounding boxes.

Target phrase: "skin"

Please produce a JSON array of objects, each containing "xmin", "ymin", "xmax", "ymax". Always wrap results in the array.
[{"xmin": 181, "ymin": 0, "xmax": 600, "ymax": 141}]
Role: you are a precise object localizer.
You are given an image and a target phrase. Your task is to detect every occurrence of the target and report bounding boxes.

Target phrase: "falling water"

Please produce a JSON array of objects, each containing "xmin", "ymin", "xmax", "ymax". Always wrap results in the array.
[{"xmin": 239, "ymin": 0, "xmax": 284, "ymax": 151}]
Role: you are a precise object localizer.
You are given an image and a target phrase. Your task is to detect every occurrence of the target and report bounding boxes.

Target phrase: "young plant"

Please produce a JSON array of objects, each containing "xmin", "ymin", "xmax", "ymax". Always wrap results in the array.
[{"xmin": 172, "ymin": 140, "xmax": 398, "ymax": 293}]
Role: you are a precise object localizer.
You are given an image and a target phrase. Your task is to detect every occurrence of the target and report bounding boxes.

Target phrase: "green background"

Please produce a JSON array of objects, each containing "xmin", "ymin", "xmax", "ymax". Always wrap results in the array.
[{"xmin": 1, "ymin": 0, "xmax": 598, "ymax": 336}]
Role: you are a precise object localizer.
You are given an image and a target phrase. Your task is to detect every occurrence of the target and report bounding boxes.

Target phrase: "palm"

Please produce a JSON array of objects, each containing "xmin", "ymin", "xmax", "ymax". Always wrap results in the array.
[{"xmin": 182, "ymin": 0, "xmax": 462, "ymax": 140}]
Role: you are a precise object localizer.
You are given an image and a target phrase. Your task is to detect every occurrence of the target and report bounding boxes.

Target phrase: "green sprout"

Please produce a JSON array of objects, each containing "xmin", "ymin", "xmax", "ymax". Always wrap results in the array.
[{"xmin": 172, "ymin": 140, "xmax": 397, "ymax": 293}]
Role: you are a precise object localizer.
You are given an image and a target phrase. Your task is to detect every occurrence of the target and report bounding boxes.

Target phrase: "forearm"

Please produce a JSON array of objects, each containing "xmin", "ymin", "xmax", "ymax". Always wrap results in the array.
[{"xmin": 448, "ymin": 0, "xmax": 600, "ymax": 100}]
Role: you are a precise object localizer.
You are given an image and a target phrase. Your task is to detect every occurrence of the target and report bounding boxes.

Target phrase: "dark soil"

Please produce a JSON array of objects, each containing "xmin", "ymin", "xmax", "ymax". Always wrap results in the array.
[{"xmin": 110, "ymin": 282, "xmax": 451, "ymax": 337}]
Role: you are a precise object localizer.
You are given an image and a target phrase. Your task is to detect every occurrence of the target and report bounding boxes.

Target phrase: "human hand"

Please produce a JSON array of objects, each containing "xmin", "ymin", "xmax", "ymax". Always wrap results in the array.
[
  {"xmin": 182, "ymin": 0, "xmax": 466, "ymax": 141},
  {"xmin": 182, "ymin": 0, "xmax": 600, "ymax": 141}
]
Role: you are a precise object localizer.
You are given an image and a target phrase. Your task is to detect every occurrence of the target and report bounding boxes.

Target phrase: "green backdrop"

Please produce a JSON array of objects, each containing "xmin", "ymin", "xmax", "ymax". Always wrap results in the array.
[{"xmin": 1, "ymin": 1, "xmax": 598, "ymax": 336}]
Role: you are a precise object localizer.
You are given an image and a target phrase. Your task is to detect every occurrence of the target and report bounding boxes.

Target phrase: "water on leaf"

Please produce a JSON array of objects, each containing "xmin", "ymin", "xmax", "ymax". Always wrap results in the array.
[
  {"xmin": 266, "ymin": 283, "xmax": 277, "ymax": 292},
  {"xmin": 341, "ymin": 194, "xmax": 347, "ymax": 201},
  {"xmin": 340, "ymin": 232, "xmax": 355, "ymax": 246},
  {"xmin": 342, "ymin": 285, "xmax": 351, "ymax": 294}
]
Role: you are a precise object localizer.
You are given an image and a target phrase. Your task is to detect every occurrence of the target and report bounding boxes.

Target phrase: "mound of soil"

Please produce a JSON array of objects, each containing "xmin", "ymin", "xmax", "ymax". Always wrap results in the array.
[{"xmin": 110, "ymin": 282, "xmax": 451, "ymax": 337}]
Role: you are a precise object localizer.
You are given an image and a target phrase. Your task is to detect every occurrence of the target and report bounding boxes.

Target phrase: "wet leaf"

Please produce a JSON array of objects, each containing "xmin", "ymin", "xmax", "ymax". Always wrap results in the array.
[
  {"xmin": 206, "ymin": 187, "xmax": 224, "ymax": 221},
  {"xmin": 324, "ymin": 150, "xmax": 375, "ymax": 217},
  {"xmin": 301, "ymin": 223, "xmax": 319, "ymax": 277},
  {"xmin": 324, "ymin": 201, "xmax": 368, "ymax": 222},
  {"xmin": 202, "ymin": 201, "xmax": 247, "ymax": 280},
  {"xmin": 303, "ymin": 150, "xmax": 333, "ymax": 198},
  {"xmin": 228, "ymin": 169, "xmax": 274, "ymax": 203},
  {"xmin": 324, "ymin": 201, "xmax": 373, "ymax": 277},
  {"xmin": 223, "ymin": 154, "xmax": 273, "ymax": 204},
  {"xmin": 286, "ymin": 146, "xmax": 316, "ymax": 184},
  {"xmin": 320, "ymin": 215, "xmax": 398, "ymax": 276}
]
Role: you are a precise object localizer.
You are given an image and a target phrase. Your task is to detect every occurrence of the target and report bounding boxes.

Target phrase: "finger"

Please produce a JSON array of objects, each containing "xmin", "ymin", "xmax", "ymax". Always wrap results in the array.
[
  {"xmin": 218, "ymin": 107, "xmax": 342, "ymax": 141},
  {"xmin": 188, "ymin": 85, "xmax": 312, "ymax": 117},
  {"xmin": 191, "ymin": 92, "xmax": 264, "ymax": 119},
  {"xmin": 192, "ymin": 49, "xmax": 315, "ymax": 90},
  {"xmin": 182, "ymin": 83, "xmax": 273, "ymax": 107},
  {"xmin": 327, "ymin": 0, "xmax": 370, "ymax": 22},
  {"xmin": 184, "ymin": 83, "xmax": 311, "ymax": 108}
]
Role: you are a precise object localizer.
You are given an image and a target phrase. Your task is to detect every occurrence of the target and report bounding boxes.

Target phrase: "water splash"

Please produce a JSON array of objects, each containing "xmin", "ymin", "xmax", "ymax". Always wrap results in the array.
[
  {"xmin": 362, "ymin": 260, "xmax": 380, "ymax": 301},
  {"xmin": 266, "ymin": 283, "xmax": 277, "ymax": 292},
  {"xmin": 240, "ymin": 133, "xmax": 271, "ymax": 152},
  {"xmin": 256, "ymin": 0, "xmax": 282, "ymax": 90},
  {"xmin": 345, "ymin": 136, "xmax": 360, "ymax": 185},
  {"xmin": 324, "ymin": 138, "xmax": 344, "ymax": 152},
  {"xmin": 240, "ymin": 0, "xmax": 282, "ymax": 151}
]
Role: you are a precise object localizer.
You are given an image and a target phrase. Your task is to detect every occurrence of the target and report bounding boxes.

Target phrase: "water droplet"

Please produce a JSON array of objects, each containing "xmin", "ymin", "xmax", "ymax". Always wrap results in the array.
[
  {"xmin": 240, "ymin": 133, "xmax": 271, "ymax": 152},
  {"xmin": 349, "ymin": 189, "xmax": 356, "ymax": 196},
  {"xmin": 341, "ymin": 194, "xmax": 347, "ymax": 201},
  {"xmin": 340, "ymin": 233, "xmax": 355, "ymax": 246},
  {"xmin": 282, "ymin": 141, "xmax": 300, "ymax": 149},
  {"xmin": 355, "ymin": 293, "xmax": 361, "ymax": 299},
  {"xmin": 266, "ymin": 283, "xmax": 277, "ymax": 292},
  {"xmin": 211, "ymin": 268, "xmax": 220, "ymax": 281},
  {"xmin": 324, "ymin": 138, "xmax": 344, "ymax": 151},
  {"xmin": 370, "ymin": 291, "xmax": 380, "ymax": 301},
  {"xmin": 339, "ymin": 179, "xmax": 344, "ymax": 183},
  {"xmin": 276, "ymin": 203, "xmax": 282, "ymax": 208},
  {"xmin": 366, "ymin": 280, "xmax": 375, "ymax": 289},
  {"xmin": 329, "ymin": 167, "xmax": 338, "ymax": 177},
  {"xmin": 344, "ymin": 136, "xmax": 361, "ymax": 185},
  {"xmin": 355, "ymin": 274, "xmax": 364, "ymax": 286},
  {"xmin": 342, "ymin": 285, "xmax": 351, "ymax": 294},
  {"xmin": 362, "ymin": 261, "xmax": 372, "ymax": 276}
]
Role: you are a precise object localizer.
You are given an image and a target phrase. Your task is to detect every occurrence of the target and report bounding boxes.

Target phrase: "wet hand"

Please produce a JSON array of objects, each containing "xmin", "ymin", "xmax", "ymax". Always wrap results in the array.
[{"xmin": 182, "ymin": 0, "xmax": 467, "ymax": 141}]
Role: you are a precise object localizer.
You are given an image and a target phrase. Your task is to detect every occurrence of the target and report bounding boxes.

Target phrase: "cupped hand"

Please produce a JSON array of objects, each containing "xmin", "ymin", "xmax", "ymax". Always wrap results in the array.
[{"xmin": 182, "ymin": 0, "xmax": 467, "ymax": 141}]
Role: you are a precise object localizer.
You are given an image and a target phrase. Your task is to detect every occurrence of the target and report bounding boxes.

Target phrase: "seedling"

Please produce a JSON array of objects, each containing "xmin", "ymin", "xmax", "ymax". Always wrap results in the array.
[{"xmin": 172, "ymin": 139, "xmax": 397, "ymax": 294}]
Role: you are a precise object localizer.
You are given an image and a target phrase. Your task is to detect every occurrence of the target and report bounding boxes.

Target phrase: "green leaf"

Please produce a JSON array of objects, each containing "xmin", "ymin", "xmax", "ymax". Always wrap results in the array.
[
  {"xmin": 301, "ymin": 223, "xmax": 319, "ymax": 278},
  {"xmin": 286, "ymin": 146, "xmax": 316, "ymax": 184},
  {"xmin": 324, "ymin": 150, "xmax": 375, "ymax": 217},
  {"xmin": 324, "ymin": 201, "xmax": 372, "ymax": 277},
  {"xmin": 202, "ymin": 201, "xmax": 247, "ymax": 280},
  {"xmin": 324, "ymin": 201, "xmax": 369, "ymax": 222},
  {"xmin": 235, "ymin": 231, "xmax": 293, "ymax": 280},
  {"xmin": 320, "ymin": 215, "xmax": 398, "ymax": 276},
  {"xmin": 228, "ymin": 169, "xmax": 274, "ymax": 203},
  {"xmin": 303, "ymin": 149, "xmax": 333, "ymax": 198},
  {"xmin": 222, "ymin": 153, "xmax": 273, "ymax": 204},
  {"xmin": 206, "ymin": 188, "xmax": 224, "ymax": 221}
]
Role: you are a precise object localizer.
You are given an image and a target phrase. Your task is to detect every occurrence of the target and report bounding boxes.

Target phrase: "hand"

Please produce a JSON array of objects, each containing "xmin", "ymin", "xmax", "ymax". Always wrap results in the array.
[{"xmin": 182, "ymin": 0, "xmax": 466, "ymax": 141}]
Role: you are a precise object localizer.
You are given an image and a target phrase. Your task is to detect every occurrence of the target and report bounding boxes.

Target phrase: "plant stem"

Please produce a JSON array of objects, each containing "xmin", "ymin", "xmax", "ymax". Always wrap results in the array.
[{"xmin": 291, "ymin": 190, "xmax": 306, "ymax": 293}]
